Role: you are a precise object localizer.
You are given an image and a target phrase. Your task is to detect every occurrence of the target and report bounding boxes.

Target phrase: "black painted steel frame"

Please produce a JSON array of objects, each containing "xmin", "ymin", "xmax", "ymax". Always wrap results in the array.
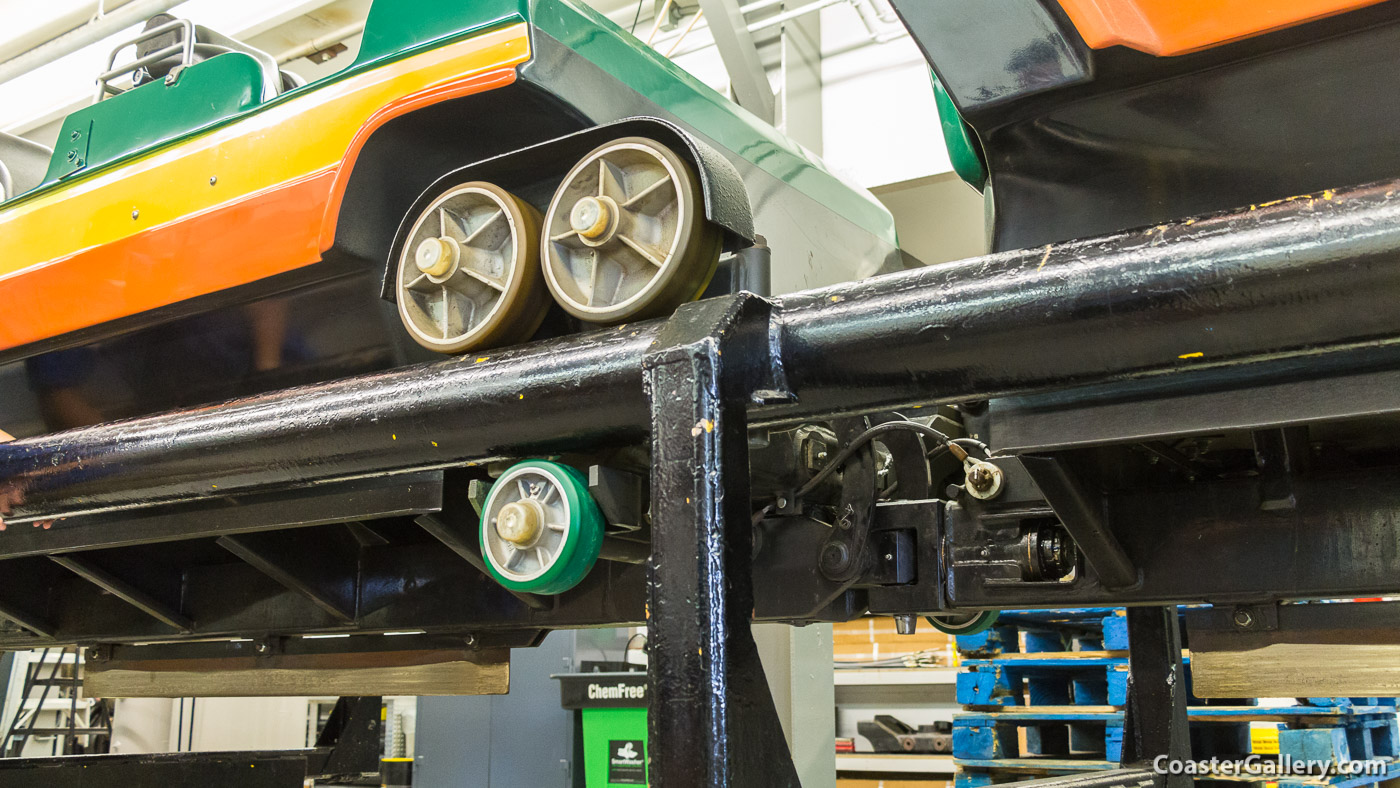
[{"xmin": 8, "ymin": 179, "xmax": 1400, "ymax": 784}]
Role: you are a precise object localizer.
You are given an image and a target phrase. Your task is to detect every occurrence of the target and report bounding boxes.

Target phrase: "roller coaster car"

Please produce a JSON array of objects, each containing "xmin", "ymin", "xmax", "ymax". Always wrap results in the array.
[{"xmin": 0, "ymin": 0, "xmax": 898, "ymax": 430}]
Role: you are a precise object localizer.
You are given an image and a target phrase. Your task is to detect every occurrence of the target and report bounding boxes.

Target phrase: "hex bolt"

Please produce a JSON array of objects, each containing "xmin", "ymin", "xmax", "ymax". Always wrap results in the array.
[
  {"xmin": 85, "ymin": 647, "xmax": 102, "ymax": 662},
  {"xmin": 255, "ymin": 640, "xmax": 271, "ymax": 655},
  {"xmin": 776, "ymin": 496, "xmax": 788, "ymax": 509},
  {"xmin": 131, "ymin": 209, "xmax": 140, "ymax": 220},
  {"xmin": 464, "ymin": 633, "xmax": 477, "ymax": 647},
  {"xmin": 1232, "ymin": 607, "xmax": 1255, "ymax": 628},
  {"xmin": 894, "ymin": 614, "xmax": 917, "ymax": 635},
  {"xmin": 209, "ymin": 176, "xmax": 218, "ymax": 186}
]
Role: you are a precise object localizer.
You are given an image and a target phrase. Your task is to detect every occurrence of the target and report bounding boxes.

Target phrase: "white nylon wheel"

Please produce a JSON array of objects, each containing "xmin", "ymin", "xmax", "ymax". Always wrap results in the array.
[
  {"xmin": 395, "ymin": 181, "xmax": 548, "ymax": 354},
  {"xmin": 540, "ymin": 137, "xmax": 721, "ymax": 324}
]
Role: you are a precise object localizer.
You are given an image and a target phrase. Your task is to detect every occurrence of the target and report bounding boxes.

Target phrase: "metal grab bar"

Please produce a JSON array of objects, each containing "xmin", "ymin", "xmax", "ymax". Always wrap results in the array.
[{"xmin": 95, "ymin": 18, "xmax": 194, "ymax": 100}]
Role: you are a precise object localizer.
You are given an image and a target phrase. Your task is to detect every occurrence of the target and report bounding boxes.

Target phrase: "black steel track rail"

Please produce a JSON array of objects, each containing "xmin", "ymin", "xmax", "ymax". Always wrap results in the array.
[{"xmin": 5, "ymin": 179, "xmax": 1400, "ymax": 523}]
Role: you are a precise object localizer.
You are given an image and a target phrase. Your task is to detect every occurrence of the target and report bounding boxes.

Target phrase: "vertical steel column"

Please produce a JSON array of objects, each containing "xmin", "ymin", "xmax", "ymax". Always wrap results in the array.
[
  {"xmin": 1121, "ymin": 607, "xmax": 1191, "ymax": 788},
  {"xmin": 644, "ymin": 295, "xmax": 800, "ymax": 788}
]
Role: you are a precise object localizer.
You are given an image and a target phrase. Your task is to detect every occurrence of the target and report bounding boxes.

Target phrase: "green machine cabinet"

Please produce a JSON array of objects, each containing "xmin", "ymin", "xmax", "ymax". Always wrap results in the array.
[{"xmin": 555, "ymin": 672, "xmax": 649, "ymax": 787}]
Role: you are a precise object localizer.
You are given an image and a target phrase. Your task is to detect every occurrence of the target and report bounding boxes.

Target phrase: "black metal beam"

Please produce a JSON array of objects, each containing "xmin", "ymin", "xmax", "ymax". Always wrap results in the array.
[
  {"xmin": 217, "ymin": 530, "xmax": 360, "ymax": 623},
  {"xmin": 947, "ymin": 462, "xmax": 1400, "ymax": 607},
  {"xmin": 1120, "ymin": 607, "xmax": 1190, "ymax": 788},
  {"xmin": 6, "ymin": 179, "xmax": 1400, "ymax": 522},
  {"xmin": 0, "ymin": 472, "xmax": 444, "ymax": 559},
  {"xmin": 414, "ymin": 513, "xmax": 551, "ymax": 612},
  {"xmin": 49, "ymin": 555, "xmax": 194, "ymax": 633},
  {"xmin": 644, "ymin": 296, "xmax": 799, "ymax": 787}
]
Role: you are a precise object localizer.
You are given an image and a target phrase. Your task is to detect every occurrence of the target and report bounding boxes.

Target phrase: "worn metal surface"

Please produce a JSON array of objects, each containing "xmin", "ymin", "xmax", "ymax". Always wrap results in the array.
[
  {"xmin": 7, "ymin": 179, "xmax": 1400, "ymax": 522},
  {"xmin": 1187, "ymin": 602, "xmax": 1400, "ymax": 697}
]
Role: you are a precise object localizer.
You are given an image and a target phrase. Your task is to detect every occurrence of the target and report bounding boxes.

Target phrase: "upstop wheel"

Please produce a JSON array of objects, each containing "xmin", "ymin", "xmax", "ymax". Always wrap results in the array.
[
  {"xmin": 395, "ymin": 181, "xmax": 549, "ymax": 354},
  {"xmin": 541, "ymin": 137, "xmax": 722, "ymax": 324},
  {"xmin": 926, "ymin": 610, "xmax": 1000, "ymax": 636},
  {"xmin": 480, "ymin": 460, "xmax": 605, "ymax": 595}
]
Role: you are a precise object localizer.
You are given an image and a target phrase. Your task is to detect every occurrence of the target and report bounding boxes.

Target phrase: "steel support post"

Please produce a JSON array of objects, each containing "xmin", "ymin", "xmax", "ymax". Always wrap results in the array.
[
  {"xmin": 643, "ymin": 295, "xmax": 800, "ymax": 787},
  {"xmin": 1121, "ymin": 607, "xmax": 1190, "ymax": 788}
]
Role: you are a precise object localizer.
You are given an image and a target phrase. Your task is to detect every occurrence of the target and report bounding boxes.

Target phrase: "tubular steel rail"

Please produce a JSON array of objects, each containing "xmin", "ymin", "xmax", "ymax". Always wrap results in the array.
[
  {"xmin": 4, "ymin": 178, "xmax": 1400, "ymax": 786},
  {"xmin": 4, "ymin": 179, "xmax": 1400, "ymax": 522}
]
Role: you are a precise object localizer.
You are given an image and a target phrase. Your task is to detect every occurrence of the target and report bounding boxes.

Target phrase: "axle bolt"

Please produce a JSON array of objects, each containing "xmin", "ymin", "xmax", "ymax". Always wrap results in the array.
[
  {"xmin": 964, "ymin": 460, "xmax": 1004, "ymax": 500},
  {"xmin": 570, "ymin": 196, "xmax": 613, "ymax": 239},
  {"xmin": 496, "ymin": 499, "xmax": 544, "ymax": 546},
  {"xmin": 1232, "ymin": 607, "xmax": 1255, "ymax": 628}
]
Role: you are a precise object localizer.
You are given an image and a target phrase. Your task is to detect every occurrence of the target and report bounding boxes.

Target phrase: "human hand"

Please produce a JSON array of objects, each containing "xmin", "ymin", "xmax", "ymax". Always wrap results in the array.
[{"xmin": 0, "ymin": 429, "xmax": 11, "ymax": 531}]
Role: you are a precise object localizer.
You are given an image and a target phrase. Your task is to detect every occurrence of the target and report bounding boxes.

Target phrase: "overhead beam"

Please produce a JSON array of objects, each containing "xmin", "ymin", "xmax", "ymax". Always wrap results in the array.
[{"xmin": 694, "ymin": 0, "xmax": 777, "ymax": 123}]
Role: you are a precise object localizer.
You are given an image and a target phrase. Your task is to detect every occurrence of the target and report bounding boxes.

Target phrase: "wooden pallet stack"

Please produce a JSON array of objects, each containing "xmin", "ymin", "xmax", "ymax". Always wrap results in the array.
[{"xmin": 952, "ymin": 609, "xmax": 1400, "ymax": 788}]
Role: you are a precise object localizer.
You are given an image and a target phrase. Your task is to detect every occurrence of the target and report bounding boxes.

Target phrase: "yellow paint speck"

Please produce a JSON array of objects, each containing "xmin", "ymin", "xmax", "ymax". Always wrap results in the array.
[
  {"xmin": 691, "ymin": 418, "xmax": 715, "ymax": 436},
  {"xmin": 686, "ymin": 497, "xmax": 691, "ymax": 504},
  {"xmin": 475, "ymin": 357, "xmax": 489, "ymax": 363},
  {"xmin": 392, "ymin": 434, "xmax": 397, "ymax": 441},
  {"xmin": 1185, "ymin": 219, "xmax": 1196, "ymax": 225},
  {"xmin": 518, "ymin": 394, "xmax": 524, "ymax": 399},
  {"xmin": 1323, "ymin": 189, "xmax": 1335, "ymax": 201},
  {"xmin": 1178, "ymin": 351, "xmax": 1204, "ymax": 360},
  {"xmin": 830, "ymin": 295, "xmax": 843, "ymax": 303},
  {"xmin": 431, "ymin": 441, "xmax": 439, "ymax": 447},
  {"xmin": 1038, "ymin": 244, "xmax": 1052, "ymax": 270}
]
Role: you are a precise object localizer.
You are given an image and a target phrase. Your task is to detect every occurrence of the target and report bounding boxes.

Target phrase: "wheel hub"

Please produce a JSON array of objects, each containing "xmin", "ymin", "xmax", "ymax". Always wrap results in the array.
[
  {"xmin": 415, "ymin": 236, "xmax": 459, "ymax": 280},
  {"xmin": 495, "ymin": 499, "xmax": 545, "ymax": 547},
  {"xmin": 570, "ymin": 195, "xmax": 617, "ymax": 242}
]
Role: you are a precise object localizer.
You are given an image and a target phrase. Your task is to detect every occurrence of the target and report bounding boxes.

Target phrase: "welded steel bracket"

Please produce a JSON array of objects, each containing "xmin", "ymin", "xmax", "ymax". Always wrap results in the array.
[
  {"xmin": 1121, "ymin": 607, "xmax": 1191, "ymax": 788},
  {"xmin": 643, "ymin": 293, "xmax": 799, "ymax": 787}
]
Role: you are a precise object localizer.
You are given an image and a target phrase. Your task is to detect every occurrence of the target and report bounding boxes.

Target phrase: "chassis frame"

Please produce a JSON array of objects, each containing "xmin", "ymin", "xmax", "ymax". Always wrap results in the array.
[{"xmin": 6, "ymin": 177, "xmax": 1400, "ymax": 785}]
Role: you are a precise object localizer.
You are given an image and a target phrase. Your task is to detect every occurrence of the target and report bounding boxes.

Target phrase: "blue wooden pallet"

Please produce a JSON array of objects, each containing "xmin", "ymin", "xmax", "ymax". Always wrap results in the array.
[
  {"xmin": 955, "ymin": 706, "xmax": 1400, "ymax": 769},
  {"xmin": 959, "ymin": 655, "xmax": 1131, "ymax": 707},
  {"xmin": 957, "ymin": 611, "xmax": 1127, "ymax": 658},
  {"xmin": 954, "ymin": 758, "xmax": 1116, "ymax": 788},
  {"xmin": 955, "ymin": 759, "xmax": 1400, "ymax": 788}
]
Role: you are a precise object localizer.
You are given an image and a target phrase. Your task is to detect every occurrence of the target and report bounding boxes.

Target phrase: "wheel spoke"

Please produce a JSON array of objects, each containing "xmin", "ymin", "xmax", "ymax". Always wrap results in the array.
[
  {"xmin": 405, "ymin": 272, "xmax": 434, "ymax": 293},
  {"xmin": 504, "ymin": 544, "xmax": 522, "ymax": 569},
  {"xmin": 586, "ymin": 253, "xmax": 601, "ymax": 306},
  {"xmin": 534, "ymin": 547, "xmax": 549, "ymax": 568},
  {"xmin": 452, "ymin": 265, "xmax": 506, "ymax": 293},
  {"xmin": 598, "ymin": 158, "xmax": 629, "ymax": 202},
  {"xmin": 616, "ymin": 234, "xmax": 667, "ymax": 267},
  {"xmin": 439, "ymin": 208, "xmax": 468, "ymax": 242},
  {"xmin": 622, "ymin": 175, "xmax": 674, "ymax": 210},
  {"xmin": 462, "ymin": 209, "xmax": 505, "ymax": 247},
  {"xmin": 543, "ymin": 485, "xmax": 559, "ymax": 504},
  {"xmin": 547, "ymin": 522, "xmax": 567, "ymax": 532}
]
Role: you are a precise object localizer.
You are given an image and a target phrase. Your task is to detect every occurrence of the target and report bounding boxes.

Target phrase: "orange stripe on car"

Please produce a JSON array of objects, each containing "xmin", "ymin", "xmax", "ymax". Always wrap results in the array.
[
  {"xmin": 0, "ymin": 23, "xmax": 530, "ymax": 352},
  {"xmin": 1055, "ymin": 0, "xmax": 1388, "ymax": 56}
]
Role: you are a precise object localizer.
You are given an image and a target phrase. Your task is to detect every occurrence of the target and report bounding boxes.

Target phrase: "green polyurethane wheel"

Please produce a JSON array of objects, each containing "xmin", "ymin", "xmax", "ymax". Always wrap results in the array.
[
  {"xmin": 926, "ymin": 610, "xmax": 1000, "ymax": 636},
  {"xmin": 480, "ymin": 460, "xmax": 605, "ymax": 594}
]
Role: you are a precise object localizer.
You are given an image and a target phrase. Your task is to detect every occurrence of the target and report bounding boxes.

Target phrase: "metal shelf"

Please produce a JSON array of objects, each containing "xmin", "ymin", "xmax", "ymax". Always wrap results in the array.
[
  {"xmin": 835, "ymin": 753, "xmax": 956, "ymax": 775},
  {"xmin": 833, "ymin": 667, "xmax": 957, "ymax": 686}
]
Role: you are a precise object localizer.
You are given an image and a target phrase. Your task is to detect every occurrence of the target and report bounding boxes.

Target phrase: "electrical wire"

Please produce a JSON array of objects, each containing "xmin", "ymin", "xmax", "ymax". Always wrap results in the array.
[
  {"xmin": 795, "ymin": 420, "xmax": 959, "ymax": 499},
  {"xmin": 629, "ymin": 0, "xmax": 645, "ymax": 34}
]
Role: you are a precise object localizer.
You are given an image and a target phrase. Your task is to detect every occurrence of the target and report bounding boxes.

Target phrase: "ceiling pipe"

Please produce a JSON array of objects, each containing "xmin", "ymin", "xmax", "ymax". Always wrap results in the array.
[
  {"xmin": 0, "ymin": 0, "xmax": 187, "ymax": 88},
  {"xmin": 274, "ymin": 20, "xmax": 366, "ymax": 66}
]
